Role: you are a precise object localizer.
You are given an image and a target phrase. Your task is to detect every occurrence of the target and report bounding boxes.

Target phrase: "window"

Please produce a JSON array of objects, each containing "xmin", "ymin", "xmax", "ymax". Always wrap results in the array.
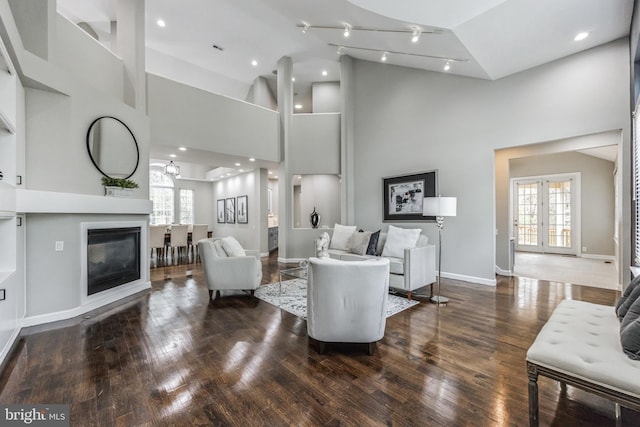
[
  {"xmin": 150, "ymin": 168, "xmax": 174, "ymax": 225},
  {"xmin": 179, "ymin": 189, "xmax": 194, "ymax": 224},
  {"xmin": 635, "ymin": 108, "xmax": 640, "ymax": 265}
]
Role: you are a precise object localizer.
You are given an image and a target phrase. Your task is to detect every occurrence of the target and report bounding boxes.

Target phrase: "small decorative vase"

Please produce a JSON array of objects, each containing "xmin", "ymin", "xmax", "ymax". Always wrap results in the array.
[{"xmin": 310, "ymin": 207, "xmax": 320, "ymax": 228}]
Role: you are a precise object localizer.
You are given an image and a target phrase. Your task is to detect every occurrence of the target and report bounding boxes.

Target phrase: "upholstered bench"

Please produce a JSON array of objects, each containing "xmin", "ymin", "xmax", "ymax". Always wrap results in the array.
[{"xmin": 526, "ymin": 299, "xmax": 640, "ymax": 426}]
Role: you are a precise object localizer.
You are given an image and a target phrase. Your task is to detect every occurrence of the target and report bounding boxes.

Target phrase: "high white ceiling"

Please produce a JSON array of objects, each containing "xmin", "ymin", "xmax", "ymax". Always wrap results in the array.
[
  {"xmin": 55, "ymin": 0, "xmax": 632, "ymax": 173},
  {"xmin": 58, "ymin": 0, "xmax": 633, "ymax": 84}
]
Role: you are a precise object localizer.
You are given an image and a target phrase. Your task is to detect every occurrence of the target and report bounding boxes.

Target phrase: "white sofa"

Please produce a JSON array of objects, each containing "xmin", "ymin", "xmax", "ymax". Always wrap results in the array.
[
  {"xmin": 307, "ymin": 257, "xmax": 391, "ymax": 355},
  {"xmin": 198, "ymin": 237, "xmax": 262, "ymax": 299},
  {"xmin": 324, "ymin": 231, "xmax": 436, "ymax": 300}
]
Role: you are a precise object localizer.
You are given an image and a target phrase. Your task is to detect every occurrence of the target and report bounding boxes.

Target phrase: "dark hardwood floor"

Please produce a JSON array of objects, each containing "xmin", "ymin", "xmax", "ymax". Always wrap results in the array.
[{"xmin": 0, "ymin": 251, "xmax": 637, "ymax": 426}]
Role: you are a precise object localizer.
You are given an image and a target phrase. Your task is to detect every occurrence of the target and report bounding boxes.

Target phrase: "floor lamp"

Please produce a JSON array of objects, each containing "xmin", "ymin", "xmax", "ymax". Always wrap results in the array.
[{"xmin": 423, "ymin": 196, "xmax": 457, "ymax": 305}]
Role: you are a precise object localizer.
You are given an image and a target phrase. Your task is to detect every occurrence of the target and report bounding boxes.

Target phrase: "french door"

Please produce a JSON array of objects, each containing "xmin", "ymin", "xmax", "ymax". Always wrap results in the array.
[{"xmin": 512, "ymin": 173, "xmax": 580, "ymax": 255}]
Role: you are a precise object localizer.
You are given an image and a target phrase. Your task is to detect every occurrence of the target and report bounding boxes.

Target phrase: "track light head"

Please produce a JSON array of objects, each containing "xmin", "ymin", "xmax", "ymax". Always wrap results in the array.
[
  {"xmin": 337, "ymin": 46, "xmax": 344, "ymax": 55},
  {"xmin": 411, "ymin": 29, "xmax": 421, "ymax": 43},
  {"xmin": 443, "ymin": 61, "xmax": 451, "ymax": 71},
  {"xmin": 344, "ymin": 24, "xmax": 351, "ymax": 38},
  {"xmin": 381, "ymin": 52, "xmax": 388, "ymax": 62},
  {"xmin": 301, "ymin": 23, "xmax": 309, "ymax": 34}
]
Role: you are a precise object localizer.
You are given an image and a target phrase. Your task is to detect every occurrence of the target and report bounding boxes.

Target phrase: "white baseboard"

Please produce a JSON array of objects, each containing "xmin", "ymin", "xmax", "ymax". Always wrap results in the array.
[
  {"xmin": 440, "ymin": 271, "xmax": 497, "ymax": 287},
  {"xmin": 495, "ymin": 266, "xmax": 513, "ymax": 276},
  {"xmin": 581, "ymin": 254, "xmax": 615, "ymax": 261},
  {"xmin": 0, "ymin": 326, "xmax": 21, "ymax": 368},
  {"xmin": 21, "ymin": 281, "xmax": 151, "ymax": 328},
  {"xmin": 260, "ymin": 252, "xmax": 269, "ymax": 258}
]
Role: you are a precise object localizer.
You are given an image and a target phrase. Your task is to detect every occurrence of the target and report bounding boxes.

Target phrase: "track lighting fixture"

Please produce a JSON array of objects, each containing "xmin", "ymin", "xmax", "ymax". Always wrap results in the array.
[
  {"xmin": 411, "ymin": 29, "xmax": 421, "ymax": 43},
  {"xmin": 381, "ymin": 52, "xmax": 388, "ymax": 62},
  {"xmin": 328, "ymin": 43, "xmax": 468, "ymax": 64},
  {"xmin": 302, "ymin": 23, "xmax": 310, "ymax": 34},
  {"xmin": 344, "ymin": 25, "xmax": 351, "ymax": 38},
  {"xmin": 444, "ymin": 61, "xmax": 451, "ymax": 71},
  {"xmin": 337, "ymin": 46, "xmax": 344, "ymax": 55}
]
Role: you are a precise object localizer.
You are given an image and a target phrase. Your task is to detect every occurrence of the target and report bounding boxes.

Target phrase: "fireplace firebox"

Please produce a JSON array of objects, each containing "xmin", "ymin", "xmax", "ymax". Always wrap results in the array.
[{"xmin": 87, "ymin": 227, "xmax": 141, "ymax": 296}]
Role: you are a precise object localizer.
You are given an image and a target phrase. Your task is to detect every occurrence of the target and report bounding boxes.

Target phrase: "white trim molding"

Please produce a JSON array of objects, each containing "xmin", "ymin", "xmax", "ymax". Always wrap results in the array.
[
  {"xmin": 495, "ymin": 265, "xmax": 513, "ymax": 276},
  {"xmin": 441, "ymin": 271, "xmax": 497, "ymax": 287},
  {"xmin": 581, "ymin": 254, "xmax": 615, "ymax": 261}
]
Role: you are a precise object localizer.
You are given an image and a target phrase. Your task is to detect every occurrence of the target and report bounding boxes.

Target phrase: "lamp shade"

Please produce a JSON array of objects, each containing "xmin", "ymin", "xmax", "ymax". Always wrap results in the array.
[{"xmin": 423, "ymin": 196, "xmax": 457, "ymax": 217}]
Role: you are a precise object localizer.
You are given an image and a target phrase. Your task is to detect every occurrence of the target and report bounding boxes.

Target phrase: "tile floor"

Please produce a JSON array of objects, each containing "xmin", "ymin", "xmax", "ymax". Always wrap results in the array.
[{"xmin": 513, "ymin": 252, "xmax": 620, "ymax": 291}]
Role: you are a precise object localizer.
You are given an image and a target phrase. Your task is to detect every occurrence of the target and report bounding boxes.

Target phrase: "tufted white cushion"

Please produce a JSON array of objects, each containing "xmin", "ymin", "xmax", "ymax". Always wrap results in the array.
[{"xmin": 527, "ymin": 299, "xmax": 640, "ymax": 397}]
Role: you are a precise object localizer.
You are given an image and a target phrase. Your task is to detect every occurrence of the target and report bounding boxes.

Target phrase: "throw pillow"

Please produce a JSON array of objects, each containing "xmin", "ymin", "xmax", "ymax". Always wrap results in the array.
[
  {"xmin": 620, "ymin": 295, "xmax": 640, "ymax": 360},
  {"xmin": 366, "ymin": 230, "xmax": 381, "ymax": 255},
  {"xmin": 616, "ymin": 274, "xmax": 640, "ymax": 319},
  {"xmin": 221, "ymin": 236, "xmax": 246, "ymax": 257},
  {"xmin": 212, "ymin": 240, "xmax": 227, "ymax": 257},
  {"xmin": 348, "ymin": 231, "xmax": 372, "ymax": 255},
  {"xmin": 381, "ymin": 225, "xmax": 421, "ymax": 259},
  {"xmin": 330, "ymin": 224, "xmax": 357, "ymax": 251}
]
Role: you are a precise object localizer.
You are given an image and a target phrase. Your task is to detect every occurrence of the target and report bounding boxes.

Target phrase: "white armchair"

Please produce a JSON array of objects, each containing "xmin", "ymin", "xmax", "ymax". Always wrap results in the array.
[
  {"xmin": 307, "ymin": 257, "xmax": 390, "ymax": 355},
  {"xmin": 198, "ymin": 237, "xmax": 262, "ymax": 299}
]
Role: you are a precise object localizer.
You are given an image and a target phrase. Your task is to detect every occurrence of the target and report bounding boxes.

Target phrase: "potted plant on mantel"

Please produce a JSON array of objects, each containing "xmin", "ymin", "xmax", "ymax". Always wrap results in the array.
[{"xmin": 101, "ymin": 176, "xmax": 139, "ymax": 198}]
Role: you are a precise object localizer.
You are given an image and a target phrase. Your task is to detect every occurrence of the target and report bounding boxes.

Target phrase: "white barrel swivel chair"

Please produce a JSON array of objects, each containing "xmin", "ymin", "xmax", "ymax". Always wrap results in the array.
[
  {"xmin": 198, "ymin": 237, "xmax": 262, "ymax": 300},
  {"xmin": 307, "ymin": 257, "xmax": 390, "ymax": 355}
]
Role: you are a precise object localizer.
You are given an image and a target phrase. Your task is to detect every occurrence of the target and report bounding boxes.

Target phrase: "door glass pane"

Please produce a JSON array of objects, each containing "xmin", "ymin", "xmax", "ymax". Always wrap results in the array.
[
  {"xmin": 517, "ymin": 183, "xmax": 538, "ymax": 246},
  {"xmin": 548, "ymin": 180, "xmax": 571, "ymax": 248}
]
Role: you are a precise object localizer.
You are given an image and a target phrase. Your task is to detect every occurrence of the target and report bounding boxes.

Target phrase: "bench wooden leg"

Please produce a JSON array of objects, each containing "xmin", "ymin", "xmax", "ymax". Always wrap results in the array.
[
  {"xmin": 407, "ymin": 291, "xmax": 412, "ymax": 300},
  {"xmin": 528, "ymin": 362, "xmax": 539, "ymax": 427}
]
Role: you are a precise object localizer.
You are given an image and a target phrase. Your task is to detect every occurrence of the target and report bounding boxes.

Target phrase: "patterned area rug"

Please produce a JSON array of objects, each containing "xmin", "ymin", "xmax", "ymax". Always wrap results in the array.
[{"xmin": 254, "ymin": 278, "xmax": 419, "ymax": 319}]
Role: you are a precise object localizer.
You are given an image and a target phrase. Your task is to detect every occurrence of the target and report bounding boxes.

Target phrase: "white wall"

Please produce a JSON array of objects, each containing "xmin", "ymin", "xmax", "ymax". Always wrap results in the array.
[
  {"xmin": 212, "ymin": 170, "xmax": 266, "ymax": 252},
  {"xmin": 146, "ymin": 48, "xmax": 250, "ymax": 101},
  {"xmin": 290, "ymin": 113, "xmax": 340, "ymax": 174},
  {"xmin": 147, "ymin": 73, "xmax": 280, "ymax": 162},
  {"xmin": 312, "ymin": 81, "xmax": 340, "ymax": 113},
  {"xmin": 349, "ymin": 39, "xmax": 630, "ymax": 284},
  {"xmin": 510, "ymin": 151, "xmax": 615, "ymax": 257},
  {"xmin": 297, "ymin": 175, "xmax": 341, "ymax": 229},
  {"xmin": 53, "ymin": 14, "xmax": 124, "ymax": 100}
]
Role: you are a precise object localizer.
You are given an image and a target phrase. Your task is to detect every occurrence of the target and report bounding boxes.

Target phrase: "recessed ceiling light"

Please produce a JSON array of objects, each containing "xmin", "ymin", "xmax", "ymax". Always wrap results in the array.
[
  {"xmin": 169, "ymin": 154, "xmax": 176, "ymax": 158},
  {"xmin": 249, "ymin": 158, "xmax": 255, "ymax": 162},
  {"xmin": 322, "ymin": 70, "xmax": 328, "ymax": 76},
  {"xmin": 239, "ymin": 169, "xmax": 244, "ymax": 172},
  {"xmin": 291, "ymin": 77, "xmax": 296, "ymax": 82},
  {"xmin": 178, "ymin": 147, "xmax": 187, "ymax": 151},
  {"xmin": 251, "ymin": 59, "xmax": 258, "ymax": 67},
  {"xmin": 274, "ymin": 176, "xmax": 278, "ymax": 179},
  {"xmin": 574, "ymin": 32, "xmax": 589, "ymax": 41},
  {"xmin": 157, "ymin": 19, "xmax": 166, "ymax": 27},
  {"xmin": 268, "ymin": 171, "xmax": 273, "ymax": 175},
  {"xmin": 295, "ymin": 104, "xmax": 303, "ymax": 109},
  {"xmin": 235, "ymin": 163, "xmax": 241, "ymax": 166}
]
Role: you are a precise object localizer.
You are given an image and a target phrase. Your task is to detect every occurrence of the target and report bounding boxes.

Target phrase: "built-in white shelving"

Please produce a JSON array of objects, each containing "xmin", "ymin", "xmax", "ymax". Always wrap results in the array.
[{"xmin": 0, "ymin": 29, "xmax": 19, "ymax": 367}]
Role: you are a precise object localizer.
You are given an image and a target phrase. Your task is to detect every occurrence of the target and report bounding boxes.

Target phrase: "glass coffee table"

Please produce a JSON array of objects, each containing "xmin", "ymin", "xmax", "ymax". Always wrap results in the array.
[{"xmin": 277, "ymin": 263, "xmax": 308, "ymax": 312}]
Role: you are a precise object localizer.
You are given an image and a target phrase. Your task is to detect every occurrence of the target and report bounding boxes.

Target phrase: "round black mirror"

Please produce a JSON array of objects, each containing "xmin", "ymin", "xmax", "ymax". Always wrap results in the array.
[{"xmin": 86, "ymin": 116, "xmax": 140, "ymax": 179}]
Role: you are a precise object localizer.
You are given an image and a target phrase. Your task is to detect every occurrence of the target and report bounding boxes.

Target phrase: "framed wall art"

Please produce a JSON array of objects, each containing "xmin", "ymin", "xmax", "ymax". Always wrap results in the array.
[
  {"xmin": 237, "ymin": 195, "xmax": 248, "ymax": 224},
  {"xmin": 217, "ymin": 199, "xmax": 225, "ymax": 223},
  {"xmin": 382, "ymin": 170, "xmax": 437, "ymax": 222},
  {"xmin": 225, "ymin": 198, "xmax": 235, "ymax": 224}
]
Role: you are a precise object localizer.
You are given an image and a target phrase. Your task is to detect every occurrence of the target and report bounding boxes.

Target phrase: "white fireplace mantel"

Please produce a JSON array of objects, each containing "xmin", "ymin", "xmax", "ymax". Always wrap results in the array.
[{"xmin": 16, "ymin": 189, "xmax": 152, "ymax": 214}]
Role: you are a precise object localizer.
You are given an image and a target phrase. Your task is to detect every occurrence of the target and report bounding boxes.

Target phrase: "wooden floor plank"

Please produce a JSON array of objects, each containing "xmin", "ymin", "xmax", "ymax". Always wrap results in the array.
[{"xmin": 0, "ymin": 252, "xmax": 637, "ymax": 426}]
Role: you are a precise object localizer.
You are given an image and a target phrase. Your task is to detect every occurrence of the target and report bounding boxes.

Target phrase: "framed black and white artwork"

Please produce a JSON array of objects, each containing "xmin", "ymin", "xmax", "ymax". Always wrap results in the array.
[
  {"xmin": 237, "ymin": 195, "xmax": 248, "ymax": 224},
  {"xmin": 225, "ymin": 198, "xmax": 235, "ymax": 224},
  {"xmin": 217, "ymin": 199, "xmax": 225, "ymax": 223},
  {"xmin": 382, "ymin": 170, "xmax": 437, "ymax": 222}
]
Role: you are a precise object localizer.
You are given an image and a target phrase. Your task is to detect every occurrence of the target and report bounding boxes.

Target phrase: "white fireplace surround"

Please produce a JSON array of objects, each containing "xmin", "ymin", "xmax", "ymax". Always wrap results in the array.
[{"xmin": 80, "ymin": 221, "xmax": 150, "ymax": 307}]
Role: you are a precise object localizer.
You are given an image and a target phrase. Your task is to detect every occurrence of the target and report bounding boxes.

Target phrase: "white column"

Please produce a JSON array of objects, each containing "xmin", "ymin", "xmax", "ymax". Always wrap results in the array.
[
  {"xmin": 276, "ymin": 56, "xmax": 293, "ymax": 260},
  {"xmin": 340, "ymin": 55, "xmax": 355, "ymax": 224},
  {"xmin": 116, "ymin": 0, "xmax": 146, "ymax": 112}
]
